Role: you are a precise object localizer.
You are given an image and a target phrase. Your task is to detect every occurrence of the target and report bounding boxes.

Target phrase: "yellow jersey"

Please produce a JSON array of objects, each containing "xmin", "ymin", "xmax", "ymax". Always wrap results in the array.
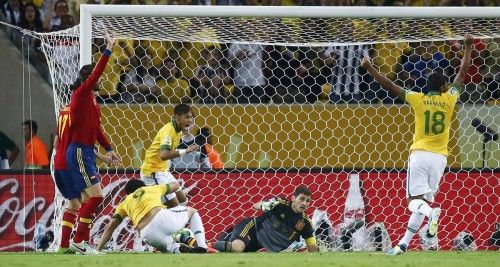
[
  {"xmin": 141, "ymin": 119, "xmax": 182, "ymax": 175},
  {"xmin": 114, "ymin": 184, "xmax": 170, "ymax": 226},
  {"xmin": 157, "ymin": 78, "xmax": 191, "ymax": 104},
  {"xmin": 402, "ymin": 84, "xmax": 461, "ymax": 156}
]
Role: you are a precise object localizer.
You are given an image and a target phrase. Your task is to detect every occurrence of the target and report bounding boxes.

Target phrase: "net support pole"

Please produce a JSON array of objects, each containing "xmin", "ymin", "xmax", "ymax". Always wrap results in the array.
[{"xmin": 80, "ymin": 5, "xmax": 92, "ymax": 68}]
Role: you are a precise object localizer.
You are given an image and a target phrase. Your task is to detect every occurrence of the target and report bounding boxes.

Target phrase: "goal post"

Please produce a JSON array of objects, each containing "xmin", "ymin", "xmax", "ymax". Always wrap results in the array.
[
  {"xmin": 78, "ymin": 5, "xmax": 500, "ymax": 66},
  {"xmin": 34, "ymin": 5, "xmax": 500, "ymax": 252}
]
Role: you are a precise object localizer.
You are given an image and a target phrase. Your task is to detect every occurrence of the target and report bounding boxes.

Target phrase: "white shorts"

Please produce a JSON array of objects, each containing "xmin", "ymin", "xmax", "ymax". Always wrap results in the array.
[
  {"xmin": 406, "ymin": 150, "xmax": 447, "ymax": 202},
  {"xmin": 140, "ymin": 206, "xmax": 189, "ymax": 253},
  {"xmin": 141, "ymin": 170, "xmax": 179, "ymax": 201}
]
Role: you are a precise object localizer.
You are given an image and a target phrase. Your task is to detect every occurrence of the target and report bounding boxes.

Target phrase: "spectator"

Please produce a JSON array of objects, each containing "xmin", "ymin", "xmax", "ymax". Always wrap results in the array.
[
  {"xmin": 483, "ymin": 38, "xmax": 499, "ymax": 100},
  {"xmin": 58, "ymin": 13, "xmax": 74, "ymax": 30},
  {"xmin": 192, "ymin": 0, "xmax": 211, "ymax": 4},
  {"xmin": 12, "ymin": 3, "xmax": 43, "ymax": 54},
  {"xmin": 227, "ymin": 42, "xmax": 268, "ymax": 103},
  {"xmin": 449, "ymin": 37, "xmax": 488, "ymax": 102},
  {"xmin": 293, "ymin": 58, "xmax": 323, "ymax": 103},
  {"xmin": 216, "ymin": 0, "xmax": 243, "ymax": 5},
  {"xmin": 144, "ymin": 0, "xmax": 168, "ymax": 4},
  {"xmin": 18, "ymin": 3, "xmax": 42, "ymax": 32},
  {"xmin": 324, "ymin": 40, "xmax": 371, "ymax": 103},
  {"xmin": 173, "ymin": 24, "xmax": 220, "ymax": 80},
  {"xmin": 157, "ymin": 58, "xmax": 191, "ymax": 104},
  {"xmin": 43, "ymin": 0, "xmax": 68, "ymax": 32},
  {"xmin": 191, "ymin": 48, "xmax": 231, "ymax": 104},
  {"xmin": 171, "ymin": 126, "xmax": 211, "ymax": 171},
  {"xmin": 371, "ymin": 20, "xmax": 410, "ymax": 103},
  {"xmin": 52, "ymin": 14, "xmax": 78, "ymax": 94},
  {"xmin": 118, "ymin": 46, "xmax": 161, "ymax": 103},
  {"xmin": 140, "ymin": 40, "xmax": 173, "ymax": 69},
  {"xmin": 197, "ymin": 127, "xmax": 223, "ymax": 170},
  {"xmin": 1, "ymin": 0, "xmax": 23, "ymax": 25},
  {"xmin": 96, "ymin": 39, "xmax": 135, "ymax": 103},
  {"xmin": 264, "ymin": 45, "xmax": 299, "ymax": 103},
  {"xmin": 0, "ymin": 131, "xmax": 20, "ymax": 169},
  {"xmin": 66, "ymin": 0, "xmax": 97, "ymax": 21},
  {"xmin": 402, "ymin": 41, "xmax": 449, "ymax": 93},
  {"xmin": 22, "ymin": 120, "xmax": 49, "ymax": 169}
]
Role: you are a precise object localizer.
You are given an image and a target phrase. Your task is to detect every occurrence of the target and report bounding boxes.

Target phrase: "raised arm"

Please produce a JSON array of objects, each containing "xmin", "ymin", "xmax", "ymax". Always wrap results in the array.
[
  {"xmin": 453, "ymin": 34, "xmax": 474, "ymax": 85},
  {"xmin": 361, "ymin": 55, "xmax": 403, "ymax": 98},
  {"xmin": 74, "ymin": 31, "xmax": 115, "ymax": 95}
]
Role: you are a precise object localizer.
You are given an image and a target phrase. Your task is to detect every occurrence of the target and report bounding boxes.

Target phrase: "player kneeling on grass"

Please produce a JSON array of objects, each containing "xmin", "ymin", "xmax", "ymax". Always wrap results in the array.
[
  {"xmin": 97, "ymin": 179, "xmax": 209, "ymax": 253},
  {"xmin": 214, "ymin": 185, "xmax": 319, "ymax": 253}
]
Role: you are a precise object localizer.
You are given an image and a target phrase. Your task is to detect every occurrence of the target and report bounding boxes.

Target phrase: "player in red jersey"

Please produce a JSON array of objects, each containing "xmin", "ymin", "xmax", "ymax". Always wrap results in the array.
[
  {"xmin": 53, "ymin": 105, "xmax": 113, "ymax": 254},
  {"xmin": 65, "ymin": 30, "xmax": 121, "ymax": 255}
]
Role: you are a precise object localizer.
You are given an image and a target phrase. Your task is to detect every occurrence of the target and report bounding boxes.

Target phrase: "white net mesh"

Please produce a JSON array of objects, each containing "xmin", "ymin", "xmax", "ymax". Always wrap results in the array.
[{"xmin": 37, "ymin": 8, "xmax": 499, "ymax": 251}]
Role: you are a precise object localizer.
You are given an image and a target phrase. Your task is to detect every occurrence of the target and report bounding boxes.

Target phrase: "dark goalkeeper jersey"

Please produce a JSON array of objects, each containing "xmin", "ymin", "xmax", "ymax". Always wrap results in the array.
[
  {"xmin": 69, "ymin": 49, "xmax": 112, "ymax": 151},
  {"xmin": 254, "ymin": 198, "xmax": 315, "ymax": 252}
]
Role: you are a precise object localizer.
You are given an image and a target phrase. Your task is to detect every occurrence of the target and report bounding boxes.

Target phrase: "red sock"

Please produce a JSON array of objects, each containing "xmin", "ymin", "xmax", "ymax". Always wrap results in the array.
[
  {"xmin": 73, "ymin": 196, "xmax": 103, "ymax": 243},
  {"xmin": 84, "ymin": 213, "xmax": 95, "ymax": 241},
  {"xmin": 60, "ymin": 210, "xmax": 78, "ymax": 248}
]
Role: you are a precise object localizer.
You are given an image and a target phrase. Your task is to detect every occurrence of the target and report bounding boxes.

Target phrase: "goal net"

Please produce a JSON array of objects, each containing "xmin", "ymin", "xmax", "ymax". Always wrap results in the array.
[{"xmin": 36, "ymin": 5, "xmax": 499, "ymax": 252}]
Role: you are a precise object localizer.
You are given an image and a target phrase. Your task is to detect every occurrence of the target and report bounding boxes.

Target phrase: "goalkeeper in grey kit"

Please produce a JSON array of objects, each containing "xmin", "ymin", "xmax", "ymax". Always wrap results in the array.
[{"xmin": 213, "ymin": 185, "xmax": 319, "ymax": 252}]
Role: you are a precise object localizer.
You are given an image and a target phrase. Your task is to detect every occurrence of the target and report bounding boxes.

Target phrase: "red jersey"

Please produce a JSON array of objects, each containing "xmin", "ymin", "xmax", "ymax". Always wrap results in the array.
[
  {"xmin": 54, "ymin": 106, "xmax": 71, "ymax": 170},
  {"xmin": 69, "ymin": 50, "xmax": 112, "ymax": 151}
]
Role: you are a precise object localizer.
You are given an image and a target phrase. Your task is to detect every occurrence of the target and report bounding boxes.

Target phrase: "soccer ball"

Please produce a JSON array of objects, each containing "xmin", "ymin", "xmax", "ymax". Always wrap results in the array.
[
  {"xmin": 418, "ymin": 223, "xmax": 439, "ymax": 250},
  {"xmin": 172, "ymin": 228, "xmax": 194, "ymax": 243}
]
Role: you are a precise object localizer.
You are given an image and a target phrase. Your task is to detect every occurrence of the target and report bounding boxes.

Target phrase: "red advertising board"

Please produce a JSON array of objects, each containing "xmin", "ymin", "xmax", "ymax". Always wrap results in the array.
[{"xmin": 0, "ymin": 171, "xmax": 497, "ymax": 251}]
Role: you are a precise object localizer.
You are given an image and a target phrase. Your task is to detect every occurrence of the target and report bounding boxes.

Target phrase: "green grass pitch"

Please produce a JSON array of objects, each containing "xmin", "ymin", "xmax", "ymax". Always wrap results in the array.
[{"xmin": 2, "ymin": 251, "xmax": 499, "ymax": 267}]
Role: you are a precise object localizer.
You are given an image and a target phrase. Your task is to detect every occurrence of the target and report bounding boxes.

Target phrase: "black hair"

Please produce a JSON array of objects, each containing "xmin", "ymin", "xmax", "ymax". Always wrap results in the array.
[
  {"xmin": 198, "ymin": 127, "xmax": 211, "ymax": 139},
  {"xmin": 23, "ymin": 120, "xmax": 38, "ymax": 134},
  {"xmin": 124, "ymin": 179, "xmax": 146, "ymax": 195},
  {"xmin": 70, "ymin": 64, "xmax": 94, "ymax": 92},
  {"xmin": 53, "ymin": 0, "xmax": 68, "ymax": 11},
  {"xmin": 174, "ymin": 103, "xmax": 192, "ymax": 116},
  {"xmin": 19, "ymin": 3, "xmax": 43, "ymax": 32},
  {"xmin": 293, "ymin": 185, "xmax": 312, "ymax": 197},
  {"xmin": 426, "ymin": 73, "xmax": 447, "ymax": 93}
]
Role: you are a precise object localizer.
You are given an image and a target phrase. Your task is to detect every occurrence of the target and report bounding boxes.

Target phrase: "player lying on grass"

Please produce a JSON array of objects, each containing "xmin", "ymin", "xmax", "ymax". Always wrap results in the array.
[
  {"xmin": 213, "ymin": 185, "xmax": 319, "ymax": 252},
  {"xmin": 97, "ymin": 179, "xmax": 209, "ymax": 253}
]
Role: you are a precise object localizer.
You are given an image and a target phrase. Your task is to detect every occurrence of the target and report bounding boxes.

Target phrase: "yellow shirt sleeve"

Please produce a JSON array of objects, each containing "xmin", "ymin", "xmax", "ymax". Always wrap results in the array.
[
  {"xmin": 114, "ymin": 201, "xmax": 127, "ymax": 222},
  {"xmin": 147, "ymin": 184, "xmax": 171, "ymax": 195},
  {"xmin": 401, "ymin": 89, "xmax": 423, "ymax": 108},
  {"xmin": 158, "ymin": 126, "xmax": 171, "ymax": 151}
]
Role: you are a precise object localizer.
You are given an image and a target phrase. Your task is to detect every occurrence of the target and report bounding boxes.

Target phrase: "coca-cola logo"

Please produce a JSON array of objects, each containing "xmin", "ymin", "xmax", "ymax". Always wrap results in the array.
[{"xmin": 0, "ymin": 178, "xmax": 55, "ymax": 251}]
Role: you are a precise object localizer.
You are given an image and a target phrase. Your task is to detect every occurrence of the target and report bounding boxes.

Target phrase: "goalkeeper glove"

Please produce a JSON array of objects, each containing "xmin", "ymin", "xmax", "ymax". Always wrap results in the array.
[{"xmin": 261, "ymin": 198, "xmax": 280, "ymax": 212}]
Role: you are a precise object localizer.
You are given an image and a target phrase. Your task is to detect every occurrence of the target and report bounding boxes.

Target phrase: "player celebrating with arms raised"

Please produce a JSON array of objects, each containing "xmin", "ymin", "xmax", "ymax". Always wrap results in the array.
[
  {"xmin": 361, "ymin": 34, "xmax": 473, "ymax": 255},
  {"xmin": 66, "ymin": 30, "xmax": 121, "ymax": 255}
]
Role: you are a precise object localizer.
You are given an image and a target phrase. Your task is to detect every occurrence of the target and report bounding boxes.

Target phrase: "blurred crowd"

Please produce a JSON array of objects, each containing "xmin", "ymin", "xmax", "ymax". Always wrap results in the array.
[{"xmin": 0, "ymin": 0, "xmax": 499, "ymax": 105}]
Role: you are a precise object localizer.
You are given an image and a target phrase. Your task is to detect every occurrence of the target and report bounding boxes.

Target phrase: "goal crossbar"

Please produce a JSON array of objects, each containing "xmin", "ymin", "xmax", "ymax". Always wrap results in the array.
[{"xmin": 79, "ymin": 5, "xmax": 500, "ymax": 66}]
